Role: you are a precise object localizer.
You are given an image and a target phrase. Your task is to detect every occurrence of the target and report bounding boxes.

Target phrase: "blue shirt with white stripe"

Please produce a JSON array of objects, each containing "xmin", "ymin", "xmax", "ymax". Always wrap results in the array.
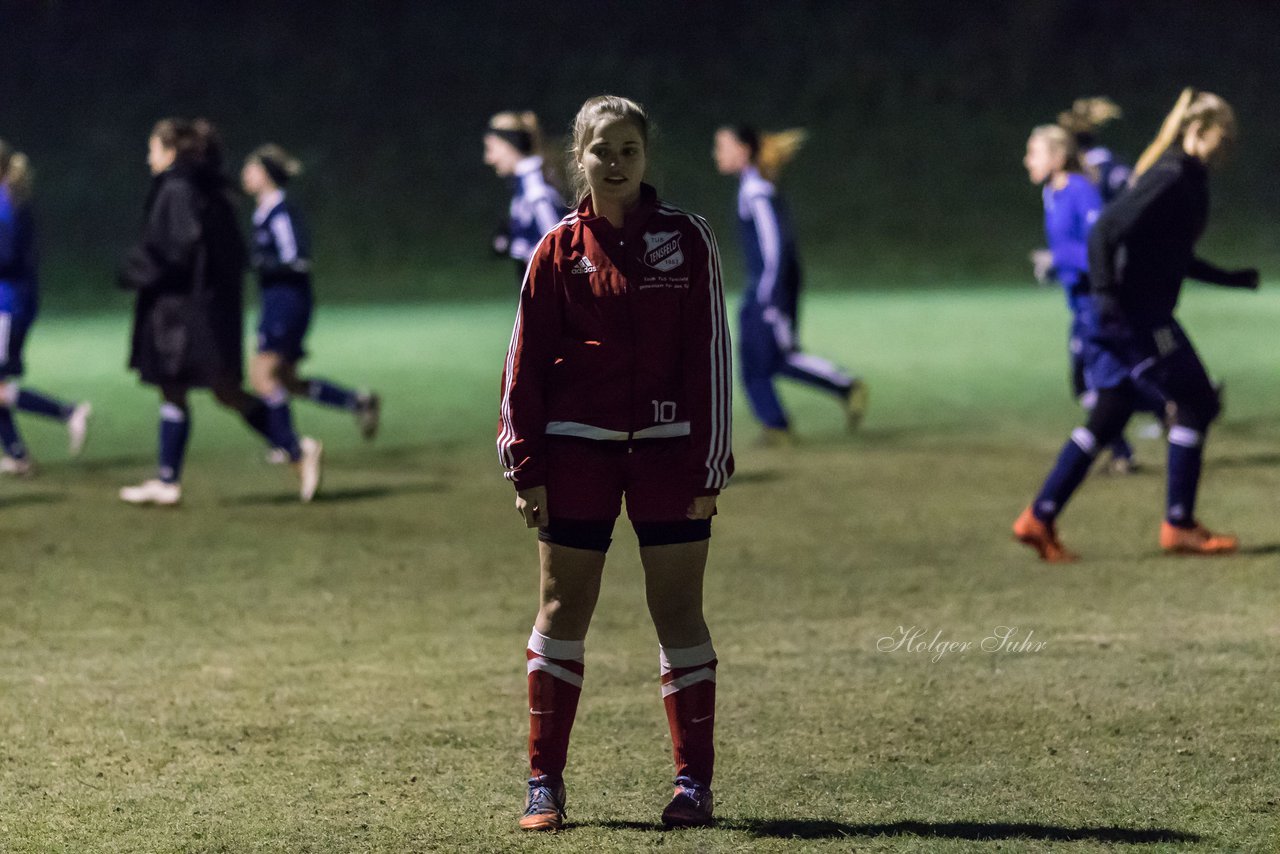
[
  {"xmin": 736, "ymin": 166, "xmax": 800, "ymax": 319},
  {"xmin": 251, "ymin": 190, "xmax": 311, "ymax": 289},
  {"xmin": 1043, "ymin": 172, "xmax": 1103, "ymax": 314},
  {"xmin": 506, "ymin": 156, "xmax": 567, "ymax": 264}
]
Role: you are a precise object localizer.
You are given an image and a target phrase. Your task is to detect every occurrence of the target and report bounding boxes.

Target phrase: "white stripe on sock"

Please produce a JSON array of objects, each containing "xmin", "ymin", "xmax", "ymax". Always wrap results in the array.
[
  {"xmin": 527, "ymin": 657, "xmax": 584, "ymax": 688},
  {"xmin": 661, "ymin": 667, "xmax": 717, "ymax": 697}
]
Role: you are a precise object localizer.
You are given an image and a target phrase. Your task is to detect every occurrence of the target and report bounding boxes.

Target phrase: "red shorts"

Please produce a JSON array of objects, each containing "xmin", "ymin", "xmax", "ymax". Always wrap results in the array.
[{"xmin": 545, "ymin": 437, "xmax": 697, "ymax": 523}]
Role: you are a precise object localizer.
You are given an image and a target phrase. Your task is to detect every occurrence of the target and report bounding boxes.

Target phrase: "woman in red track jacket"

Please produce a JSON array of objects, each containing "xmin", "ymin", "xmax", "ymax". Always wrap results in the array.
[{"xmin": 498, "ymin": 95, "xmax": 733, "ymax": 832}]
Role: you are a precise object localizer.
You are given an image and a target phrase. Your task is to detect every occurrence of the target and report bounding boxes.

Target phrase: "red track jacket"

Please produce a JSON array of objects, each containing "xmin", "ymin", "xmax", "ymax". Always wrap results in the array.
[{"xmin": 498, "ymin": 184, "xmax": 734, "ymax": 495}]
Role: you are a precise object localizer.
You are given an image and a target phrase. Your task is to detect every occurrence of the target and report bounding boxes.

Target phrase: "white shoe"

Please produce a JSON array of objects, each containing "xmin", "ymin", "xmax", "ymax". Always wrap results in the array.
[
  {"xmin": 0, "ymin": 455, "xmax": 34, "ymax": 478},
  {"xmin": 265, "ymin": 447, "xmax": 291, "ymax": 465},
  {"xmin": 296, "ymin": 436, "xmax": 323, "ymax": 502},
  {"xmin": 356, "ymin": 391, "xmax": 381, "ymax": 440},
  {"xmin": 68, "ymin": 402, "xmax": 92, "ymax": 457},
  {"xmin": 119, "ymin": 479, "xmax": 182, "ymax": 506}
]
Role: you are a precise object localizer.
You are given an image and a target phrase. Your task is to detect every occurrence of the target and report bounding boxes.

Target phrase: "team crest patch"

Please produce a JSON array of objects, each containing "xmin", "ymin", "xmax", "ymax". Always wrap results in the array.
[{"xmin": 642, "ymin": 231, "xmax": 684, "ymax": 272}]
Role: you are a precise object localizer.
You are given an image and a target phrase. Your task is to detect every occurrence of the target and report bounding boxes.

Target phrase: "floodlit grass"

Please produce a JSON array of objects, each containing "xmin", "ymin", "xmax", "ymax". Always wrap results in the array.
[{"xmin": 1, "ymin": 285, "xmax": 1278, "ymax": 852}]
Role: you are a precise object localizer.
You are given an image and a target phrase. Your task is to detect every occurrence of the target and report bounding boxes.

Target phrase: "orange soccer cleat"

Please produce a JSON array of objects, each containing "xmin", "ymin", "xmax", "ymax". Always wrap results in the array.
[
  {"xmin": 1012, "ymin": 506, "xmax": 1079, "ymax": 563},
  {"xmin": 1160, "ymin": 521, "xmax": 1239, "ymax": 556}
]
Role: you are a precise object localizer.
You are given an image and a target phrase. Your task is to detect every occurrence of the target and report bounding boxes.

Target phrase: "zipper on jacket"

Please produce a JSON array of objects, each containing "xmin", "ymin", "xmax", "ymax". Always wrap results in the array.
[{"xmin": 622, "ymin": 236, "xmax": 638, "ymax": 452}]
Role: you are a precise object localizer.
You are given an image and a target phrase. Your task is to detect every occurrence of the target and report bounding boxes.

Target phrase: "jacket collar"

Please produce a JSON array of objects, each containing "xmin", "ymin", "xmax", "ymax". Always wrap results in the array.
[{"xmin": 575, "ymin": 183, "xmax": 660, "ymax": 239}]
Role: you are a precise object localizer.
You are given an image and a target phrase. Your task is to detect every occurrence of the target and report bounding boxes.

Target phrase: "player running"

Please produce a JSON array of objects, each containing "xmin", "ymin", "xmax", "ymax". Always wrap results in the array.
[
  {"xmin": 1013, "ymin": 90, "xmax": 1260, "ymax": 561},
  {"xmin": 713, "ymin": 125, "xmax": 866, "ymax": 444},
  {"xmin": 1023, "ymin": 123, "xmax": 1152, "ymax": 474},
  {"xmin": 499, "ymin": 95, "xmax": 733, "ymax": 831},
  {"xmin": 240, "ymin": 145, "xmax": 380, "ymax": 449},
  {"xmin": 118, "ymin": 119, "xmax": 321, "ymax": 506},
  {"xmin": 0, "ymin": 139, "xmax": 91, "ymax": 476}
]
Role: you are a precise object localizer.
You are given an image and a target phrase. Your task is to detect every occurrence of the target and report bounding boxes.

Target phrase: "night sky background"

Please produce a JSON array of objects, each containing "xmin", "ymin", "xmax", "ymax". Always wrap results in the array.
[{"xmin": 3, "ymin": 0, "xmax": 1277, "ymax": 305}]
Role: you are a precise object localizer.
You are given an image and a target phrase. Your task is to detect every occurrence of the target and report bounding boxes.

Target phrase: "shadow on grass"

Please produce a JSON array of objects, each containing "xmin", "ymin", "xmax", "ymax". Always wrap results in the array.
[
  {"xmin": 0, "ymin": 491, "xmax": 65, "ymax": 509},
  {"xmin": 220, "ymin": 482, "xmax": 446, "ymax": 506},
  {"xmin": 1208, "ymin": 452, "xmax": 1280, "ymax": 469},
  {"xmin": 589, "ymin": 818, "xmax": 1200, "ymax": 844},
  {"xmin": 728, "ymin": 818, "xmax": 1200, "ymax": 844},
  {"xmin": 1235, "ymin": 542, "xmax": 1280, "ymax": 556}
]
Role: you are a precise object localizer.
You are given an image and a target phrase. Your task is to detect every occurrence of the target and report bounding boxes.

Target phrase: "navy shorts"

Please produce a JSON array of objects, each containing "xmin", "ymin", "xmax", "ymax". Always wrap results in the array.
[
  {"xmin": 1085, "ymin": 320, "xmax": 1205, "ymax": 401},
  {"xmin": 256, "ymin": 285, "xmax": 312, "ymax": 361}
]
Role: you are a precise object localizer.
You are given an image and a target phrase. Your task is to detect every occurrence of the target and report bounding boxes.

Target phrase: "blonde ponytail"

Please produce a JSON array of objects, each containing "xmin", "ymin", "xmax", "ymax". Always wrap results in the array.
[
  {"xmin": 1057, "ymin": 96, "xmax": 1123, "ymax": 137},
  {"xmin": 756, "ymin": 128, "xmax": 807, "ymax": 182},
  {"xmin": 1133, "ymin": 88, "xmax": 1197, "ymax": 178}
]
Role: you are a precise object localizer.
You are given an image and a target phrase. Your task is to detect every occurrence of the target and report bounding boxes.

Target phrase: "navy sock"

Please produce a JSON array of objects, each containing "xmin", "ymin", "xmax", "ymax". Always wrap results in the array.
[
  {"xmin": 17, "ymin": 388, "xmax": 74, "ymax": 421},
  {"xmin": 1166, "ymin": 426, "xmax": 1204, "ymax": 527},
  {"xmin": 1033, "ymin": 428, "xmax": 1099, "ymax": 522},
  {"xmin": 264, "ymin": 389, "xmax": 302, "ymax": 461},
  {"xmin": 158, "ymin": 403, "xmax": 190, "ymax": 483},
  {"xmin": 308, "ymin": 379, "xmax": 359, "ymax": 411},
  {"xmin": 242, "ymin": 398, "xmax": 274, "ymax": 444},
  {"xmin": 0, "ymin": 406, "xmax": 27, "ymax": 459}
]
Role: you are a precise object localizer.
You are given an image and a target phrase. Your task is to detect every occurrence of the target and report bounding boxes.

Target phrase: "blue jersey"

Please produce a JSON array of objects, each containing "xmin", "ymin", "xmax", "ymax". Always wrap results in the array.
[
  {"xmin": 251, "ymin": 190, "xmax": 311, "ymax": 289},
  {"xmin": 737, "ymin": 166, "xmax": 800, "ymax": 320},
  {"xmin": 1042, "ymin": 173, "xmax": 1102, "ymax": 313},
  {"xmin": 0, "ymin": 183, "xmax": 37, "ymax": 311},
  {"xmin": 506, "ymin": 156, "xmax": 566, "ymax": 264},
  {"xmin": 1083, "ymin": 146, "xmax": 1131, "ymax": 203}
]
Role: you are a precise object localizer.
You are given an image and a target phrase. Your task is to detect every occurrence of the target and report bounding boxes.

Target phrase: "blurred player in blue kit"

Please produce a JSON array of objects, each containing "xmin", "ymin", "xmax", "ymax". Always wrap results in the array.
[{"xmin": 0, "ymin": 138, "xmax": 91, "ymax": 477}]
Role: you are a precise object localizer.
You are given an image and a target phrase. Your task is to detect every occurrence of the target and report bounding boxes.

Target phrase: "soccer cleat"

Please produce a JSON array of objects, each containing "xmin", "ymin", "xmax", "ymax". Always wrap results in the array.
[
  {"xmin": 1105, "ymin": 455, "xmax": 1139, "ymax": 475},
  {"xmin": 519, "ymin": 775, "xmax": 566, "ymax": 832},
  {"xmin": 119, "ymin": 479, "xmax": 182, "ymax": 506},
  {"xmin": 0, "ymin": 455, "xmax": 35, "ymax": 478},
  {"xmin": 296, "ymin": 436, "xmax": 323, "ymax": 502},
  {"xmin": 1012, "ymin": 506, "xmax": 1079, "ymax": 563},
  {"xmin": 67, "ymin": 402, "xmax": 92, "ymax": 457},
  {"xmin": 844, "ymin": 379, "xmax": 869, "ymax": 431},
  {"xmin": 756, "ymin": 426, "xmax": 795, "ymax": 448},
  {"xmin": 661, "ymin": 776, "xmax": 714, "ymax": 829},
  {"xmin": 356, "ymin": 391, "xmax": 381, "ymax": 440},
  {"xmin": 1160, "ymin": 521, "xmax": 1238, "ymax": 556}
]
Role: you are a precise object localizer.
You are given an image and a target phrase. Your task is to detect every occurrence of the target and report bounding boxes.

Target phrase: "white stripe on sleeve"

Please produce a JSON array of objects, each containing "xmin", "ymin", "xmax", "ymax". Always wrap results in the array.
[
  {"xmin": 749, "ymin": 194, "xmax": 782, "ymax": 306},
  {"xmin": 269, "ymin": 212, "xmax": 298, "ymax": 264}
]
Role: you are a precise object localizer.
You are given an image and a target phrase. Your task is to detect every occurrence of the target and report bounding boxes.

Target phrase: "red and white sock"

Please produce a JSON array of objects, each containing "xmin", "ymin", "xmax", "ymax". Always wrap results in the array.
[
  {"xmin": 526, "ymin": 628, "xmax": 584, "ymax": 781},
  {"xmin": 660, "ymin": 640, "xmax": 717, "ymax": 786}
]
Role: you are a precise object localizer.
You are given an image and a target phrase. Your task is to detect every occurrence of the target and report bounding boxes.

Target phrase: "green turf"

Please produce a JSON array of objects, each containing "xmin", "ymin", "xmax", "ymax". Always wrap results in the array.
[{"xmin": 2, "ymin": 285, "xmax": 1278, "ymax": 852}]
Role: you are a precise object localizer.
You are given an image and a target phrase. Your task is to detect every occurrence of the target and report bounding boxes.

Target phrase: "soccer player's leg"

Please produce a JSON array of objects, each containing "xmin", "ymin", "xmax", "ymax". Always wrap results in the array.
[
  {"xmin": 214, "ymin": 378, "xmax": 320, "ymax": 502},
  {"xmin": 629, "ymin": 445, "xmax": 717, "ymax": 828},
  {"xmin": 739, "ymin": 309, "xmax": 791, "ymax": 443},
  {"xmin": 0, "ymin": 312, "xmax": 34, "ymax": 475},
  {"xmin": 778, "ymin": 349, "xmax": 868, "ymax": 431},
  {"xmin": 1152, "ymin": 336, "xmax": 1236, "ymax": 555},
  {"xmin": 120, "ymin": 386, "xmax": 188, "ymax": 505},
  {"xmin": 518, "ymin": 440, "xmax": 620, "ymax": 831},
  {"xmin": 1014, "ymin": 380, "xmax": 1136, "ymax": 562}
]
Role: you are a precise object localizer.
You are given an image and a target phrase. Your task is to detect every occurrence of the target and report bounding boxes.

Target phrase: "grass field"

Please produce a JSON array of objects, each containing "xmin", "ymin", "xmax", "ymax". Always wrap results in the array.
[{"xmin": 1, "ymin": 285, "xmax": 1278, "ymax": 853}]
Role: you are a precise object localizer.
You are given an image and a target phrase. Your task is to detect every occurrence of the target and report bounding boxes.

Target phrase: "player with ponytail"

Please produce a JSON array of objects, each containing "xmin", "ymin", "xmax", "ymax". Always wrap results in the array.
[
  {"xmin": 714, "ymin": 125, "xmax": 866, "ymax": 443},
  {"xmin": 1058, "ymin": 96, "xmax": 1132, "ymax": 202},
  {"xmin": 484, "ymin": 111, "xmax": 568, "ymax": 284},
  {"xmin": 0, "ymin": 139, "xmax": 91, "ymax": 477},
  {"xmin": 241, "ymin": 144, "xmax": 380, "ymax": 448},
  {"xmin": 1014, "ymin": 90, "xmax": 1260, "ymax": 561}
]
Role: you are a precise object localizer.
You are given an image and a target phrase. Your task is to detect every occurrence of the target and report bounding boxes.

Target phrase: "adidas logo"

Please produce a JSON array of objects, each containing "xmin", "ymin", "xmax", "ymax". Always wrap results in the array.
[{"xmin": 570, "ymin": 256, "xmax": 598, "ymax": 274}]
